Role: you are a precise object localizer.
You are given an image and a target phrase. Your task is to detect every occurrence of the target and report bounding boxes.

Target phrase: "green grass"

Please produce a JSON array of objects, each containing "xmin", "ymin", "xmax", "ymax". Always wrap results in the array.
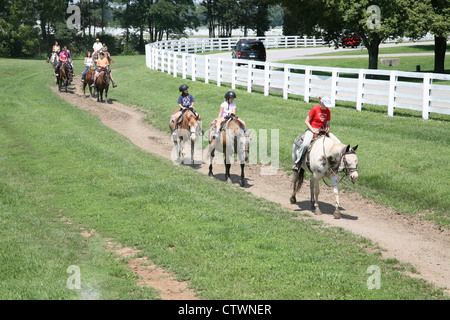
[
  {"xmin": 280, "ymin": 55, "xmax": 449, "ymax": 74},
  {"xmin": 309, "ymin": 44, "xmax": 450, "ymax": 57},
  {"xmin": 0, "ymin": 57, "xmax": 448, "ymax": 299}
]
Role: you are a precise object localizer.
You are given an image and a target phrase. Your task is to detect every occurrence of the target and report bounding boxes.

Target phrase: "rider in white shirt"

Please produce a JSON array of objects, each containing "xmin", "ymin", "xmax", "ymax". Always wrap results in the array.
[
  {"xmin": 93, "ymin": 38, "xmax": 103, "ymax": 54},
  {"xmin": 81, "ymin": 51, "xmax": 94, "ymax": 82}
]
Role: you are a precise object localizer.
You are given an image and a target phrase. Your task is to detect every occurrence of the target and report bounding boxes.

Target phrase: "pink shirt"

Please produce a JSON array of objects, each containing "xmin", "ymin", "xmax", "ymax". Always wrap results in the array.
[{"xmin": 59, "ymin": 52, "xmax": 68, "ymax": 61}]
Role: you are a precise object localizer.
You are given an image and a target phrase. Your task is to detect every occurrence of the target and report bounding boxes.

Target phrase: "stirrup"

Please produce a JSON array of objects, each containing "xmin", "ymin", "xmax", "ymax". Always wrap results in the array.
[{"xmin": 292, "ymin": 164, "xmax": 300, "ymax": 172}]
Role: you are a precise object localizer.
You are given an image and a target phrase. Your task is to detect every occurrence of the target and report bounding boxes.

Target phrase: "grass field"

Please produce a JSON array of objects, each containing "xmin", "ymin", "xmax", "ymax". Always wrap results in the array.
[
  {"xmin": 0, "ymin": 57, "xmax": 448, "ymax": 300},
  {"xmin": 308, "ymin": 44, "xmax": 450, "ymax": 57},
  {"xmin": 280, "ymin": 55, "xmax": 448, "ymax": 74}
]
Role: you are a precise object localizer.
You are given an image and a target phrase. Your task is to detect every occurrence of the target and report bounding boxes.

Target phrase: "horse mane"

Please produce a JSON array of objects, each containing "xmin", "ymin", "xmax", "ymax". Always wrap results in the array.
[
  {"xmin": 181, "ymin": 110, "xmax": 200, "ymax": 126},
  {"xmin": 226, "ymin": 118, "xmax": 245, "ymax": 131}
]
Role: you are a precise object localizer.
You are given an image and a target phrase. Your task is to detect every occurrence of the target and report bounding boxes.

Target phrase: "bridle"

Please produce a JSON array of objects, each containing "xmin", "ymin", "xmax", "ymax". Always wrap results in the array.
[{"xmin": 323, "ymin": 137, "xmax": 358, "ymax": 185}]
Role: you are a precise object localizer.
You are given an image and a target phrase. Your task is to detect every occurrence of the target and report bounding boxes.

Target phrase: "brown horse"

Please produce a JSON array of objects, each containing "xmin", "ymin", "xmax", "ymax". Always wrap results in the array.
[
  {"xmin": 83, "ymin": 68, "xmax": 95, "ymax": 98},
  {"xmin": 169, "ymin": 109, "xmax": 202, "ymax": 164},
  {"xmin": 207, "ymin": 116, "xmax": 251, "ymax": 187},
  {"xmin": 95, "ymin": 70, "xmax": 110, "ymax": 102},
  {"xmin": 57, "ymin": 61, "xmax": 69, "ymax": 92}
]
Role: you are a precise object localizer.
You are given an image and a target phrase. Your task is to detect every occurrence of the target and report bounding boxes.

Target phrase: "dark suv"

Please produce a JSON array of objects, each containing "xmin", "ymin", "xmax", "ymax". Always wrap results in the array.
[{"xmin": 232, "ymin": 39, "xmax": 266, "ymax": 65}]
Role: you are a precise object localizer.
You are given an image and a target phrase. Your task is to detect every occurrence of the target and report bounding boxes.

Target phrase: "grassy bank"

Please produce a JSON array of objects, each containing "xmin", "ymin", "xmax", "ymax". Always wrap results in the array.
[{"xmin": 0, "ymin": 58, "xmax": 447, "ymax": 299}]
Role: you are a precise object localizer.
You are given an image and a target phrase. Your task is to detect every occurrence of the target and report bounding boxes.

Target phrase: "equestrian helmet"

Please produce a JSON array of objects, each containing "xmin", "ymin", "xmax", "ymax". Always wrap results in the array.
[
  {"xmin": 225, "ymin": 91, "xmax": 236, "ymax": 100},
  {"xmin": 179, "ymin": 84, "xmax": 189, "ymax": 92}
]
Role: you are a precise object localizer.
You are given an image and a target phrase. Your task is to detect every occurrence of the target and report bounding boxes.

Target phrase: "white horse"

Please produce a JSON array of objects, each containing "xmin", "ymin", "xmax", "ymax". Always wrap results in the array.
[
  {"xmin": 50, "ymin": 52, "xmax": 59, "ymax": 75},
  {"xmin": 290, "ymin": 134, "xmax": 358, "ymax": 219}
]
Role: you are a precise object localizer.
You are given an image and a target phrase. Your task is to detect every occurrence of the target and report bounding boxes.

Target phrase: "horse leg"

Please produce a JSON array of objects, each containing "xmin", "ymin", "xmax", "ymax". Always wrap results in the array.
[
  {"xmin": 290, "ymin": 171, "xmax": 298, "ymax": 204},
  {"xmin": 179, "ymin": 137, "xmax": 185, "ymax": 164},
  {"xmin": 208, "ymin": 141, "xmax": 216, "ymax": 177},
  {"xmin": 310, "ymin": 174, "xmax": 322, "ymax": 215},
  {"xmin": 331, "ymin": 174, "xmax": 341, "ymax": 219},
  {"xmin": 239, "ymin": 163, "xmax": 245, "ymax": 187},
  {"xmin": 191, "ymin": 140, "xmax": 195, "ymax": 165},
  {"xmin": 225, "ymin": 160, "xmax": 232, "ymax": 184}
]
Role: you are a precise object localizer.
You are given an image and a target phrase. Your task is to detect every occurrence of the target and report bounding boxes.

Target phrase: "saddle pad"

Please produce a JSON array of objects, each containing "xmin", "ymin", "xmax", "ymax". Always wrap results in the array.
[{"xmin": 294, "ymin": 134, "xmax": 305, "ymax": 147}]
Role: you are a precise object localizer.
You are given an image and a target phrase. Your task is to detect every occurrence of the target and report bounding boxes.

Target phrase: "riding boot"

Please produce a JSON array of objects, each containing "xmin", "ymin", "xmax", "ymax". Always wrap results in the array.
[
  {"xmin": 112, "ymin": 81, "xmax": 118, "ymax": 88},
  {"xmin": 292, "ymin": 152, "xmax": 305, "ymax": 172}
]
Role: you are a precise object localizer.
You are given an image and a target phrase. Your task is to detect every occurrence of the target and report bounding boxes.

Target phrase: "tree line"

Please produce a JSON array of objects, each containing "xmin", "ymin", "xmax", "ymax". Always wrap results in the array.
[{"xmin": 0, "ymin": 0, "xmax": 448, "ymax": 72}]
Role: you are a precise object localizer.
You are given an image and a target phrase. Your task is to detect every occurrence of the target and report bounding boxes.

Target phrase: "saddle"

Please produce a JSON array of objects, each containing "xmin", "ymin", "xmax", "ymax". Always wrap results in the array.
[
  {"xmin": 293, "ymin": 129, "xmax": 328, "ymax": 171},
  {"xmin": 293, "ymin": 128, "xmax": 328, "ymax": 148},
  {"xmin": 220, "ymin": 114, "xmax": 243, "ymax": 132}
]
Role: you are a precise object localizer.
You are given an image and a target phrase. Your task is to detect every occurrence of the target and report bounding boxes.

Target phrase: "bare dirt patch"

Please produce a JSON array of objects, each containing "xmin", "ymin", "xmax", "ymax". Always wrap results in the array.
[
  {"xmin": 59, "ymin": 213, "xmax": 199, "ymax": 300},
  {"xmin": 52, "ymin": 76, "xmax": 449, "ymax": 296}
]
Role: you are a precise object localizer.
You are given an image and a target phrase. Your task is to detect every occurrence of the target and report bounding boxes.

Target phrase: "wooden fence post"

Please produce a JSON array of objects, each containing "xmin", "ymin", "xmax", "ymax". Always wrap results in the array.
[
  {"xmin": 356, "ymin": 69, "xmax": 365, "ymax": 111},
  {"xmin": 283, "ymin": 64, "xmax": 289, "ymax": 99},
  {"xmin": 422, "ymin": 73, "xmax": 431, "ymax": 120},
  {"xmin": 264, "ymin": 62, "xmax": 271, "ymax": 96},
  {"xmin": 304, "ymin": 66, "xmax": 311, "ymax": 103},
  {"xmin": 388, "ymin": 71, "xmax": 397, "ymax": 116}
]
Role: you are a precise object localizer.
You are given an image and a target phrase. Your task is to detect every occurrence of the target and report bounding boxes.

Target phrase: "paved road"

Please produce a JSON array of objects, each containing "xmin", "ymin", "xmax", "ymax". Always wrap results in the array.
[{"xmin": 211, "ymin": 41, "xmax": 440, "ymax": 62}]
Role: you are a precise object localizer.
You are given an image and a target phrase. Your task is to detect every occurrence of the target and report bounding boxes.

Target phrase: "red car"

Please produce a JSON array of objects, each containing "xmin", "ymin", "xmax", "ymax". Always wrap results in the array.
[{"xmin": 342, "ymin": 33, "xmax": 362, "ymax": 48}]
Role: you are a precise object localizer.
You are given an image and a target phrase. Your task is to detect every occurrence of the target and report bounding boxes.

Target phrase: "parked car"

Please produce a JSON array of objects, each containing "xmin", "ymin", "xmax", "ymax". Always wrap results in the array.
[
  {"xmin": 232, "ymin": 39, "xmax": 266, "ymax": 66},
  {"xmin": 341, "ymin": 33, "xmax": 362, "ymax": 48}
]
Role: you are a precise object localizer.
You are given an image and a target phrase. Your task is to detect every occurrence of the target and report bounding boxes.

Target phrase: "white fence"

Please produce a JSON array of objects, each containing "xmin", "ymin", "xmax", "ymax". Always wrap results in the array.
[
  {"xmin": 145, "ymin": 37, "xmax": 450, "ymax": 120},
  {"xmin": 150, "ymin": 36, "xmax": 326, "ymax": 54}
]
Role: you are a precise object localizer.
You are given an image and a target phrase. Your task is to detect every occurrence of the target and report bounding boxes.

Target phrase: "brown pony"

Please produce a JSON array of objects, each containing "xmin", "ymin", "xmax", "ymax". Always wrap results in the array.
[
  {"xmin": 169, "ymin": 109, "xmax": 202, "ymax": 164},
  {"xmin": 207, "ymin": 116, "xmax": 251, "ymax": 187},
  {"xmin": 57, "ymin": 61, "xmax": 69, "ymax": 92},
  {"xmin": 95, "ymin": 70, "xmax": 110, "ymax": 102},
  {"xmin": 83, "ymin": 68, "xmax": 95, "ymax": 98}
]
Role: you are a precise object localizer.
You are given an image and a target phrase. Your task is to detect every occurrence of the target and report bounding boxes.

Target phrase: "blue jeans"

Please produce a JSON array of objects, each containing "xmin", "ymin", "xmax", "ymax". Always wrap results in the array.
[{"xmin": 82, "ymin": 66, "xmax": 90, "ymax": 79}]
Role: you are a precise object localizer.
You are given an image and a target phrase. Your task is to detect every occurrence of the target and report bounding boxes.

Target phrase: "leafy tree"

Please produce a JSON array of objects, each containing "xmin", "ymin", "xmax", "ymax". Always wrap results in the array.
[
  {"xmin": 280, "ymin": 0, "xmax": 430, "ymax": 70},
  {"xmin": 0, "ymin": 0, "xmax": 40, "ymax": 57},
  {"xmin": 429, "ymin": 0, "xmax": 450, "ymax": 73},
  {"xmin": 149, "ymin": 0, "xmax": 198, "ymax": 40}
]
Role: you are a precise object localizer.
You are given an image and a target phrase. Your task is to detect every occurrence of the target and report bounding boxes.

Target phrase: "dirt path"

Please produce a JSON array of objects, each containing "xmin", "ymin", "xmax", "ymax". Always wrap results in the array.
[{"xmin": 52, "ymin": 77, "xmax": 449, "ymax": 296}]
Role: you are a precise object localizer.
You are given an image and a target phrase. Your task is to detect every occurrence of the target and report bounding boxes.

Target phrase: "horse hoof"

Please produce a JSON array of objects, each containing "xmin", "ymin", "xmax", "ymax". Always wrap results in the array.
[
  {"xmin": 314, "ymin": 209, "xmax": 322, "ymax": 216},
  {"xmin": 208, "ymin": 172, "xmax": 213, "ymax": 177},
  {"xmin": 226, "ymin": 178, "xmax": 232, "ymax": 184},
  {"xmin": 333, "ymin": 211, "xmax": 341, "ymax": 219},
  {"xmin": 289, "ymin": 196, "xmax": 296, "ymax": 204},
  {"xmin": 239, "ymin": 179, "xmax": 245, "ymax": 187}
]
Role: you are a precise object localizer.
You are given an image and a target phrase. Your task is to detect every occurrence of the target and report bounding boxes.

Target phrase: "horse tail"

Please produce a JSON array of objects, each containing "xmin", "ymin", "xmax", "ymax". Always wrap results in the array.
[{"xmin": 294, "ymin": 167, "xmax": 305, "ymax": 194}]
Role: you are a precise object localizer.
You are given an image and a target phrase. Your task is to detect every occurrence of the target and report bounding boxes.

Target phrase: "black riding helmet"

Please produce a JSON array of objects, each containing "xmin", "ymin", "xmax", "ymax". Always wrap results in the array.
[
  {"xmin": 179, "ymin": 84, "xmax": 189, "ymax": 92},
  {"xmin": 225, "ymin": 91, "xmax": 236, "ymax": 100}
]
